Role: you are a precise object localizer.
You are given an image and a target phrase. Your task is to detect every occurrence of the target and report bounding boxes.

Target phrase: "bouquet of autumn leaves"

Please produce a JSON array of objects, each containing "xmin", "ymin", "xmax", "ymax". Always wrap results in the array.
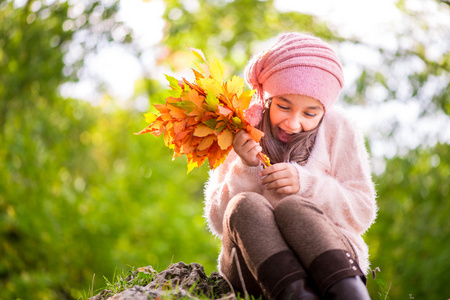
[{"xmin": 135, "ymin": 48, "xmax": 270, "ymax": 173}]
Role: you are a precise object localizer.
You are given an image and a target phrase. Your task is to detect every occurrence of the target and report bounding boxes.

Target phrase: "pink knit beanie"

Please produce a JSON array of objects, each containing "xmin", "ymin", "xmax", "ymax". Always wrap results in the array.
[{"xmin": 244, "ymin": 32, "xmax": 344, "ymax": 126}]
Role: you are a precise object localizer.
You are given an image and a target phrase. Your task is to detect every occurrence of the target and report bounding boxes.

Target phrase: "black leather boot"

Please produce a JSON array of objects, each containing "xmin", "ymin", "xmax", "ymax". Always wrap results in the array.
[
  {"xmin": 277, "ymin": 278, "xmax": 320, "ymax": 300},
  {"xmin": 325, "ymin": 276, "xmax": 371, "ymax": 300}
]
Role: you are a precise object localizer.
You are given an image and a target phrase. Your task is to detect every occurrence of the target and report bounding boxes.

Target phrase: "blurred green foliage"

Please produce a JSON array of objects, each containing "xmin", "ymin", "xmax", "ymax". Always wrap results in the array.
[
  {"xmin": 161, "ymin": 0, "xmax": 335, "ymax": 71},
  {"xmin": 0, "ymin": 1, "xmax": 217, "ymax": 299},
  {"xmin": 367, "ymin": 143, "xmax": 450, "ymax": 298},
  {"xmin": 1, "ymin": 0, "xmax": 449, "ymax": 299}
]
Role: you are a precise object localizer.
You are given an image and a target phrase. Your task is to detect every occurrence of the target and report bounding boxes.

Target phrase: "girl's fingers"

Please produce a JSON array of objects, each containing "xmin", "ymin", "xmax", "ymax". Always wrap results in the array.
[
  {"xmin": 275, "ymin": 186, "xmax": 297, "ymax": 194},
  {"xmin": 260, "ymin": 163, "xmax": 287, "ymax": 176},
  {"xmin": 260, "ymin": 163, "xmax": 300, "ymax": 194},
  {"xmin": 243, "ymin": 142, "xmax": 261, "ymax": 156},
  {"xmin": 264, "ymin": 177, "xmax": 299, "ymax": 194},
  {"xmin": 239, "ymin": 135, "xmax": 260, "ymax": 155},
  {"xmin": 243, "ymin": 144, "xmax": 262, "ymax": 166},
  {"xmin": 233, "ymin": 130, "xmax": 253, "ymax": 148},
  {"xmin": 265, "ymin": 178, "xmax": 292, "ymax": 189},
  {"xmin": 260, "ymin": 165, "xmax": 290, "ymax": 184},
  {"xmin": 233, "ymin": 130, "xmax": 262, "ymax": 167}
]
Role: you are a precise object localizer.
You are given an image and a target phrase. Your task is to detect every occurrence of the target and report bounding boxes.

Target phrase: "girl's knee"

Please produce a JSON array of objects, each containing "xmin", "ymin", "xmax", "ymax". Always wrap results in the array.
[
  {"xmin": 224, "ymin": 192, "xmax": 273, "ymax": 233},
  {"xmin": 225, "ymin": 192, "xmax": 270, "ymax": 219},
  {"xmin": 274, "ymin": 196, "xmax": 324, "ymax": 221}
]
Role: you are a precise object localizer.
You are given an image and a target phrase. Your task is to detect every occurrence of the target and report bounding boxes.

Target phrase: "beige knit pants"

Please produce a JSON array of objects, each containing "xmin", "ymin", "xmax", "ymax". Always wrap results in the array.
[{"xmin": 220, "ymin": 192, "xmax": 363, "ymax": 299}]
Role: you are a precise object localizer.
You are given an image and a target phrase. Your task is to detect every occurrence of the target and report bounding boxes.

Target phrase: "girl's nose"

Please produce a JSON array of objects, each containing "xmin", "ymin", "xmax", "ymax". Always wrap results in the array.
[{"xmin": 285, "ymin": 116, "xmax": 302, "ymax": 132}]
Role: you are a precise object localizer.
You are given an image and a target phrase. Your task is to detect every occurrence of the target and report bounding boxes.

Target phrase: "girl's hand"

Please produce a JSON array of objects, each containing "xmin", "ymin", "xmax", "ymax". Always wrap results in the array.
[
  {"xmin": 260, "ymin": 163, "xmax": 300, "ymax": 194},
  {"xmin": 233, "ymin": 130, "xmax": 263, "ymax": 167}
]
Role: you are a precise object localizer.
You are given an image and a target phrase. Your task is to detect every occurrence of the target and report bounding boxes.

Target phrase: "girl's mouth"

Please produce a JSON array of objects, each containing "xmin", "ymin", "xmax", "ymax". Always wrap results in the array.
[{"xmin": 277, "ymin": 128, "xmax": 293, "ymax": 143}]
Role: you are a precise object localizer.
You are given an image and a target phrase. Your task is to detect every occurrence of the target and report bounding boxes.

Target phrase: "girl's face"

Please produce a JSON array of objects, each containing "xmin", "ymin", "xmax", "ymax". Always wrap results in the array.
[{"xmin": 269, "ymin": 94, "xmax": 325, "ymax": 143}]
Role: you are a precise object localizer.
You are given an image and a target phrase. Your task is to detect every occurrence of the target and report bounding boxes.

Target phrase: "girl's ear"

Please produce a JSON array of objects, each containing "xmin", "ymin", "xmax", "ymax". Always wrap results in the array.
[{"xmin": 265, "ymin": 98, "xmax": 272, "ymax": 110}]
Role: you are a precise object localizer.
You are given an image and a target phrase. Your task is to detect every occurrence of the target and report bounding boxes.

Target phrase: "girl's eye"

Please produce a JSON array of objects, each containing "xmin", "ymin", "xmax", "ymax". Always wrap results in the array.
[
  {"xmin": 305, "ymin": 112, "xmax": 316, "ymax": 117},
  {"xmin": 277, "ymin": 104, "xmax": 289, "ymax": 110}
]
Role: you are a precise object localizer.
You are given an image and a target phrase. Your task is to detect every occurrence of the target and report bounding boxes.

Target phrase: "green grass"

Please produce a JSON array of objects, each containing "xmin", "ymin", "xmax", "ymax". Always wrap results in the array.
[
  {"xmin": 83, "ymin": 264, "xmax": 393, "ymax": 300},
  {"xmin": 79, "ymin": 267, "xmax": 157, "ymax": 300}
]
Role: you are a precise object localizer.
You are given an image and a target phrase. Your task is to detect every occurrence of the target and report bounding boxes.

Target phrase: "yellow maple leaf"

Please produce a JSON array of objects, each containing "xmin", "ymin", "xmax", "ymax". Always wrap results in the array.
[
  {"xmin": 209, "ymin": 58, "xmax": 224, "ymax": 82},
  {"xmin": 186, "ymin": 155, "xmax": 207, "ymax": 174},
  {"xmin": 234, "ymin": 89, "xmax": 254, "ymax": 111},
  {"xmin": 226, "ymin": 75, "xmax": 244, "ymax": 98},
  {"xmin": 193, "ymin": 62, "xmax": 209, "ymax": 76},
  {"xmin": 144, "ymin": 113, "xmax": 158, "ymax": 124},
  {"xmin": 187, "ymin": 161, "xmax": 197, "ymax": 174},
  {"xmin": 199, "ymin": 77, "xmax": 222, "ymax": 98},
  {"xmin": 188, "ymin": 47, "xmax": 207, "ymax": 63}
]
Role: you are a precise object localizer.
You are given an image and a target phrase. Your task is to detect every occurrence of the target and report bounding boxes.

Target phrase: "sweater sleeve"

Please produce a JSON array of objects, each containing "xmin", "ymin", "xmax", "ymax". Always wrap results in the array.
[
  {"xmin": 203, "ymin": 150, "xmax": 263, "ymax": 237},
  {"xmin": 293, "ymin": 112, "xmax": 377, "ymax": 236}
]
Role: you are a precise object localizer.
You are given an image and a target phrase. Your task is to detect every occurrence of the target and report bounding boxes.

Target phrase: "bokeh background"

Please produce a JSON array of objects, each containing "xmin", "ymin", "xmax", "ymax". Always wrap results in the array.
[{"xmin": 1, "ymin": 0, "xmax": 449, "ymax": 299}]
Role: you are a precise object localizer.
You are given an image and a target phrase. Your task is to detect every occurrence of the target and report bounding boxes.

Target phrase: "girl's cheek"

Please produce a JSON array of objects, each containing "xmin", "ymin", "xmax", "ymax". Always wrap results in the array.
[{"xmin": 304, "ymin": 120, "xmax": 319, "ymax": 131}]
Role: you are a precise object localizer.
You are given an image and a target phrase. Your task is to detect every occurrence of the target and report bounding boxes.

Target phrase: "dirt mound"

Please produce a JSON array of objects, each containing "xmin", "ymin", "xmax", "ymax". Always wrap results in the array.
[{"xmin": 90, "ymin": 262, "xmax": 233, "ymax": 299}]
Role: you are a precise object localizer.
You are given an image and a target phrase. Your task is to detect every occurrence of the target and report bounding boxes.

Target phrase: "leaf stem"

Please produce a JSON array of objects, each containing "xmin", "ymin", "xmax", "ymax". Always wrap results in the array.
[{"xmin": 257, "ymin": 152, "xmax": 271, "ymax": 168}]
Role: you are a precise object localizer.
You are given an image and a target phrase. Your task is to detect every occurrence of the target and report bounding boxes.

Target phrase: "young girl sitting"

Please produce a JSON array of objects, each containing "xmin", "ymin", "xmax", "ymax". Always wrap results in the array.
[{"xmin": 204, "ymin": 32, "xmax": 377, "ymax": 300}]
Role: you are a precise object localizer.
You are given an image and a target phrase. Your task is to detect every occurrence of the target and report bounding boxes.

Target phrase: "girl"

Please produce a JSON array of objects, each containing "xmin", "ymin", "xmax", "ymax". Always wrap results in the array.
[{"xmin": 204, "ymin": 32, "xmax": 377, "ymax": 300}]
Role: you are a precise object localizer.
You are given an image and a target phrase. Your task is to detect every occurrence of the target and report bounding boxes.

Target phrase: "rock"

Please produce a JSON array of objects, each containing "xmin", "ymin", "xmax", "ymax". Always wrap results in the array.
[
  {"xmin": 90, "ymin": 262, "xmax": 233, "ymax": 300},
  {"xmin": 109, "ymin": 285, "xmax": 162, "ymax": 300}
]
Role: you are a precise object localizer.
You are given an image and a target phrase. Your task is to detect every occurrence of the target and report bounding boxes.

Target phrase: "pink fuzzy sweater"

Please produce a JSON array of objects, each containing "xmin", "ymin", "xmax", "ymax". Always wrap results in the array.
[{"xmin": 203, "ymin": 107, "xmax": 378, "ymax": 274}]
